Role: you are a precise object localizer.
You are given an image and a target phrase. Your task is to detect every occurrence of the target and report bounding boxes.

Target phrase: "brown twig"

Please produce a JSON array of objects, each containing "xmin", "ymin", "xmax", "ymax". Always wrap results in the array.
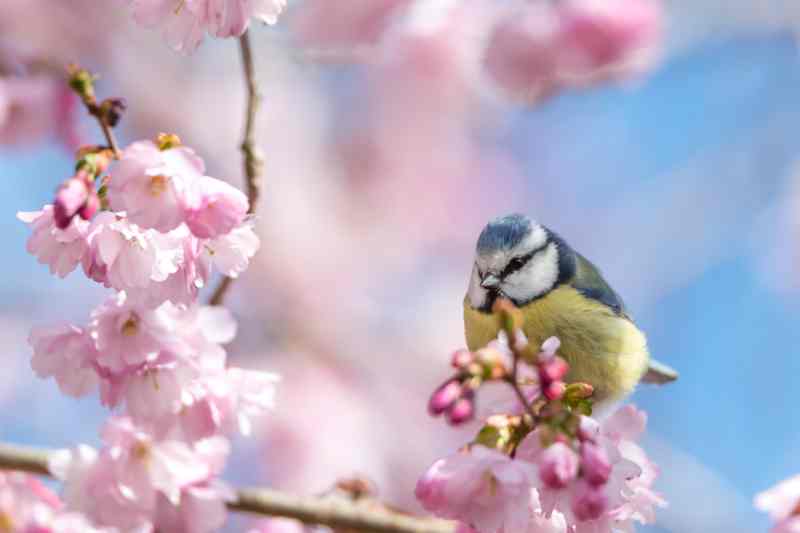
[
  {"xmin": 67, "ymin": 66, "xmax": 122, "ymax": 158},
  {"xmin": 506, "ymin": 353, "xmax": 539, "ymax": 425},
  {"xmin": 208, "ymin": 30, "xmax": 265, "ymax": 306},
  {"xmin": 0, "ymin": 442, "xmax": 455, "ymax": 533}
]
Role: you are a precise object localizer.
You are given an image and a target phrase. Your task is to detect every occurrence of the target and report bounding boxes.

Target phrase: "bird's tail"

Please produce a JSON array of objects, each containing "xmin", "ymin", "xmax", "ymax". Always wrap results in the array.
[{"xmin": 641, "ymin": 359, "xmax": 679, "ymax": 384}]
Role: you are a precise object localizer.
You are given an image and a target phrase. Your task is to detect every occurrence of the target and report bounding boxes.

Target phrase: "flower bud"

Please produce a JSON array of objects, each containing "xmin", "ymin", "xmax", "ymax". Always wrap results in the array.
[
  {"xmin": 446, "ymin": 396, "xmax": 475, "ymax": 425},
  {"xmin": 101, "ymin": 97, "xmax": 127, "ymax": 127},
  {"xmin": 540, "ymin": 336, "xmax": 561, "ymax": 360},
  {"xmin": 571, "ymin": 479, "xmax": 608, "ymax": 521},
  {"xmin": 450, "ymin": 349, "xmax": 474, "ymax": 369},
  {"xmin": 543, "ymin": 380, "xmax": 566, "ymax": 401},
  {"xmin": 53, "ymin": 176, "xmax": 89, "ymax": 229},
  {"xmin": 564, "ymin": 382, "xmax": 594, "ymax": 401},
  {"xmin": 576, "ymin": 415, "xmax": 600, "ymax": 442},
  {"xmin": 428, "ymin": 379, "xmax": 462, "ymax": 416},
  {"xmin": 79, "ymin": 189, "xmax": 100, "ymax": 221},
  {"xmin": 538, "ymin": 442, "xmax": 579, "ymax": 489},
  {"xmin": 539, "ymin": 356, "xmax": 569, "ymax": 384},
  {"xmin": 580, "ymin": 442, "xmax": 612, "ymax": 486}
]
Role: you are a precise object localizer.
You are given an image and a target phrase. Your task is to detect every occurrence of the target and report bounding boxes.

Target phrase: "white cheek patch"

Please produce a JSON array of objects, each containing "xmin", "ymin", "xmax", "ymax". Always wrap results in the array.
[
  {"xmin": 502, "ymin": 243, "xmax": 559, "ymax": 302},
  {"xmin": 518, "ymin": 224, "xmax": 547, "ymax": 254},
  {"xmin": 467, "ymin": 263, "xmax": 487, "ymax": 308}
]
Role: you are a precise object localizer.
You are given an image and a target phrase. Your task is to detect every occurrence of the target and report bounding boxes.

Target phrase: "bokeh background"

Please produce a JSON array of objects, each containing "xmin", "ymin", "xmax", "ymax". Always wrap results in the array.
[{"xmin": 2, "ymin": 1, "xmax": 800, "ymax": 531}]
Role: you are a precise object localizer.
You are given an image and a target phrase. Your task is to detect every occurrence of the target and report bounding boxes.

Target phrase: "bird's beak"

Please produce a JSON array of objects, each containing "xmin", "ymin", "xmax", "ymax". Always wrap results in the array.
[{"xmin": 480, "ymin": 274, "xmax": 501, "ymax": 289}]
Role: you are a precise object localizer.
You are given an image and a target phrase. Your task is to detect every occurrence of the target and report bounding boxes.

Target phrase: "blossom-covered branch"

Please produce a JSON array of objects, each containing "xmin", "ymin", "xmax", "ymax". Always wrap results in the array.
[
  {"xmin": 0, "ymin": 442, "xmax": 456, "ymax": 533},
  {"xmin": 209, "ymin": 30, "xmax": 264, "ymax": 306}
]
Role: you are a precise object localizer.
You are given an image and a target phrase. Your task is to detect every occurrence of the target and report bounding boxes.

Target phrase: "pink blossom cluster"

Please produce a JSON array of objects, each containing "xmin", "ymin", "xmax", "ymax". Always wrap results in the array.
[
  {"xmin": 756, "ymin": 474, "xmax": 800, "ymax": 533},
  {"xmin": 418, "ymin": 327, "xmax": 665, "ymax": 533},
  {"xmin": 0, "ymin": 471, "xmax": 108, "ymax": 532},
  {"xmin": 290, "ymin": 0, "xmax": 663, "ymax": 103},
  {"xmin": 483, "ymin": 0, "xmax": 663, "ymax": 101},
  {"xmin": 125, "ymin": 0, "xmax": 286, "ymax": 53},
  {"xmin": 18, "ymin": 136, "xmax": 276, "ymax": 532},
  {"xmin": 417, "ymin": 405, "xmax": 665, "ymax": 533}
]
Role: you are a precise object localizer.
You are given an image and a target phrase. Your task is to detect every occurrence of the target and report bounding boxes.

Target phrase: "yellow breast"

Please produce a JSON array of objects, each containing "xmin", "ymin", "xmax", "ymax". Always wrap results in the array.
[{"xmin": 463, "ymin": 286, "xmax": 650, "ymax": 402}]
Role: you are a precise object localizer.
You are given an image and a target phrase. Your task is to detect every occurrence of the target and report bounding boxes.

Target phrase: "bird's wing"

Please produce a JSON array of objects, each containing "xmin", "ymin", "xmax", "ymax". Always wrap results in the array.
[{"xmin": 568, "ymin": 253, "xmax": 629, "ymax": 318}]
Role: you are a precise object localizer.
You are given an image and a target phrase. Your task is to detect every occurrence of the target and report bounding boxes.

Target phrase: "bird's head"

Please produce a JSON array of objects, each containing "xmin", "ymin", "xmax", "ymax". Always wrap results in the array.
[{"xmin": 467, "ymin": 214, "xmax": 572, "ymax": 312}]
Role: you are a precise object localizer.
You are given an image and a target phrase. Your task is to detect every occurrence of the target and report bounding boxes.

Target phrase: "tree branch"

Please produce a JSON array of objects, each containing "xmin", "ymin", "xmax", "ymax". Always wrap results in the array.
[
  {"xmin": 208, "ymin": 30, "xmax": 264, "ymax": 306},
  {"xmin": 0, "ymin": 442, "xmax": 455, "ymax": 533}
]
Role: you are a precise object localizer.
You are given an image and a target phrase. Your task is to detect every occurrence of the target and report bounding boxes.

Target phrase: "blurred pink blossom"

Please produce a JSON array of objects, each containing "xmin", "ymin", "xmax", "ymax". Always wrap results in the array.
[
  {"xmin": 290, "ymin": 0, "xmax": 412, "ymax": 51},
  {"xmin": 755, "ymin": 474, "xmax": 800, "ymax": 533},
  {"xmin": 556, "ymin": 0, "xmax": 663, "ymax": 85},
  {"xmin": 248, "ymin": 517, "xmax": 307, "ymax": 533},
  {"xmin": 126, "ymin": 0, "xmax": 286, "ymax": 53},
  {"xmin": 0, "ymin": 75, "xmax": 79, "ymax": 149}
]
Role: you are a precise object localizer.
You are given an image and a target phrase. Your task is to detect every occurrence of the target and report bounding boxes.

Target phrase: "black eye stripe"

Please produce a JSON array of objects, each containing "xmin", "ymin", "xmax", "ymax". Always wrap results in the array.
[{"xmin": 501, "ymin": 242, "xmax": 549, "ymax": 279}]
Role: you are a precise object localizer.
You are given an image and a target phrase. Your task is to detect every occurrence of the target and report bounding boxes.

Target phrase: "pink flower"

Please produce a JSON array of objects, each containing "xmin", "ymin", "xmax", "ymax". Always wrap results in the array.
[
  {"xmin": 51, "ymin": 420, "xmax": 219, "ymax": 531},
  {"xmin": 0, "ymin": 76, "xmax": 78, "ymax": 149},
  {"xmin": 0, "ymin": 472, "xmax": 61, "ymax": 531},
  {"xmin": 538, "ymin": 442, "xmax": 580, "ymax": 490},
  {"xmin": 84, "ymin": 212, "xmax": 183, "ymax": 295},
  {"xmin": 756, "ymin": 475, "xmax": 800, "ymax": 533},
  {"xmin": 483, "ymin": 3, "xmax": 561, "ymax": 102},
  {"xmin": 109, "ymin": 140, "xmax": 205, "ymax": 232},
  {"xmin": 101, "ymin": 417, "xmax": 211, "ymax": 507},
  {"xmin": 53, "ymin": 175, "xmax": 93, "ymax": 230},
  {"xmin": 126, "ymin": 0, "xmax": 286, "ymax": 53},
  {"xmin": 203, "ymin": 219, "xmax": 260, "ymax": 277},
  {"xmin": 514, "ymin": 406, "xmax": 665, "ymax": 531},
  {"xmin": 126, "ymin": 226, "xmax": 209, "ymax": 307},
  {"xmin": 183, "ymin": 176, "xmax": 249, "ymax": 239},
  {"xmin": 29, "ymin": 324, "xmax": 99, "ymax": 397},
  {"xmin": 290, "ymin": 0, "xmax": 412, "ymax": 50},
  {"xmin": 89, "ymin": 294, "xmax": 177, "ymax": 373},
  {"xmin": 416, "ymin": 446, "xmax": 536, "ymax": 533},
  {"xmin": 555, "ymin": 0, "xmax": 663, "ymax": 84},
  {"xmin": 226, "ymin": 367, "xmax": 280, "ymax": 436},
  {"xmin": 153, "ymin": 437, "xmax": 234, "ymax": 533},
  {"xmin": 18, "ymin": 206, "xmax": 88, "ymax": 278}
]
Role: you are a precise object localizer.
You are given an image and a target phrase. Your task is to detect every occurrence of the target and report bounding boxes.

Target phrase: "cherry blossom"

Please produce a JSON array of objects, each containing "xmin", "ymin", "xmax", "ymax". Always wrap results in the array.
[
  {"xmin": 18, "ymin": 205, "xmax": 88, "ymax": 278},
  {"xmin": 183, "ymin": 176, "xmax": 249, "ymax": 239},
  {"xmin": 29, "ymin": 324, "xmax": 99, "ymax": 397},
  {"xmin": 416, "ymin": 446, "xmax": 537, "ymax": 533},
  {"xmin": 108, "ymin": 139, "xmax": 205, "ymax": 233},
  {"xmin": 126, "ymin": 0, "xmax": 286, "ymax": 53},
  {"xmin": 756, "ymin": 474, "xmax": 800, "ymax": 533}
]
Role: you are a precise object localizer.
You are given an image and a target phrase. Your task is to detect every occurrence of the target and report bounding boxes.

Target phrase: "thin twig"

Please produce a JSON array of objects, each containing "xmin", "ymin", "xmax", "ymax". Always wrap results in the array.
[
  {"xmin": 507, "ymin": 348, "xmax": 539, "ymax": 424},
  {"xmin": 208, "ymin": 30, "xmax": 265, "ymax": 306},
  {"xmin": 0, "ymin": 442, "xmax": 455, "ymax": 533},
  {"xmin": 89, "ymin": 107, "xmax": 121, "ymax": 158}
]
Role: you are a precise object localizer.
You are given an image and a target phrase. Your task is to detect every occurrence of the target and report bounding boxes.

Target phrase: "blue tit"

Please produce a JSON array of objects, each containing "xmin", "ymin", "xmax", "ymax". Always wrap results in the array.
[{"xmin": 463, "ymin": 213, "xmax": 677, "ymax": 403}]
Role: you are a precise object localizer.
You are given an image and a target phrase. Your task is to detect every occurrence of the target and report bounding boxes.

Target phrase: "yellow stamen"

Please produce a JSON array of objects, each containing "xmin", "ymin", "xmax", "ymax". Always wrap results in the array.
[
  {"xmin": 149, "ymin": 175, "xmax": 168, "ymax": 197},
  {"xmin": 174, "ymin": 0, "xmax": 186, "ymax": 14},
  {"xmin": 121, "ymin": 315, "xmax": 139, "ymax": 337},
  {"xmin": 132, "ymin": 440, "xmax": 151, "ymax": 462},
  {"xmin": 156, "ymin": 132, "xmax": 181, "ymax": 150}
]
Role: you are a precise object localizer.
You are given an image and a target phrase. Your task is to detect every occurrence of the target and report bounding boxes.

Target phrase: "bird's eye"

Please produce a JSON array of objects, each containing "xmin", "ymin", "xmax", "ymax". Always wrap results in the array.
[{"xmin": 508, "ymin": 257, "xmax": 526, "ymax": 271}]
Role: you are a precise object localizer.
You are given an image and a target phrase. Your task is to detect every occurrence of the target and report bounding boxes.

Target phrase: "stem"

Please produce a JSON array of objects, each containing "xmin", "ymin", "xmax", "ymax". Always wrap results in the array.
[
  {"xmin": 91, "ymin": 109, "xmax": 121, "ymax": 158},
  {"xmin": 506, "ymin": 352, "xmax": 539, "ymax": 424},
  {"xmin": 208, "ymin": 30, "xmax": 264, "ymax": 306},
  {"xmin": 0, "ymin": 442, "xmax": 455, "ymax": 533}
]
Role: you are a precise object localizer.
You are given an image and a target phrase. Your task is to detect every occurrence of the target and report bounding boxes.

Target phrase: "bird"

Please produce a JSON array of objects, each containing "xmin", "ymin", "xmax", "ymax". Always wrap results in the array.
[{"xmin": 463, "ymin": 213, "xmax": 677, "ymax": 404}]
